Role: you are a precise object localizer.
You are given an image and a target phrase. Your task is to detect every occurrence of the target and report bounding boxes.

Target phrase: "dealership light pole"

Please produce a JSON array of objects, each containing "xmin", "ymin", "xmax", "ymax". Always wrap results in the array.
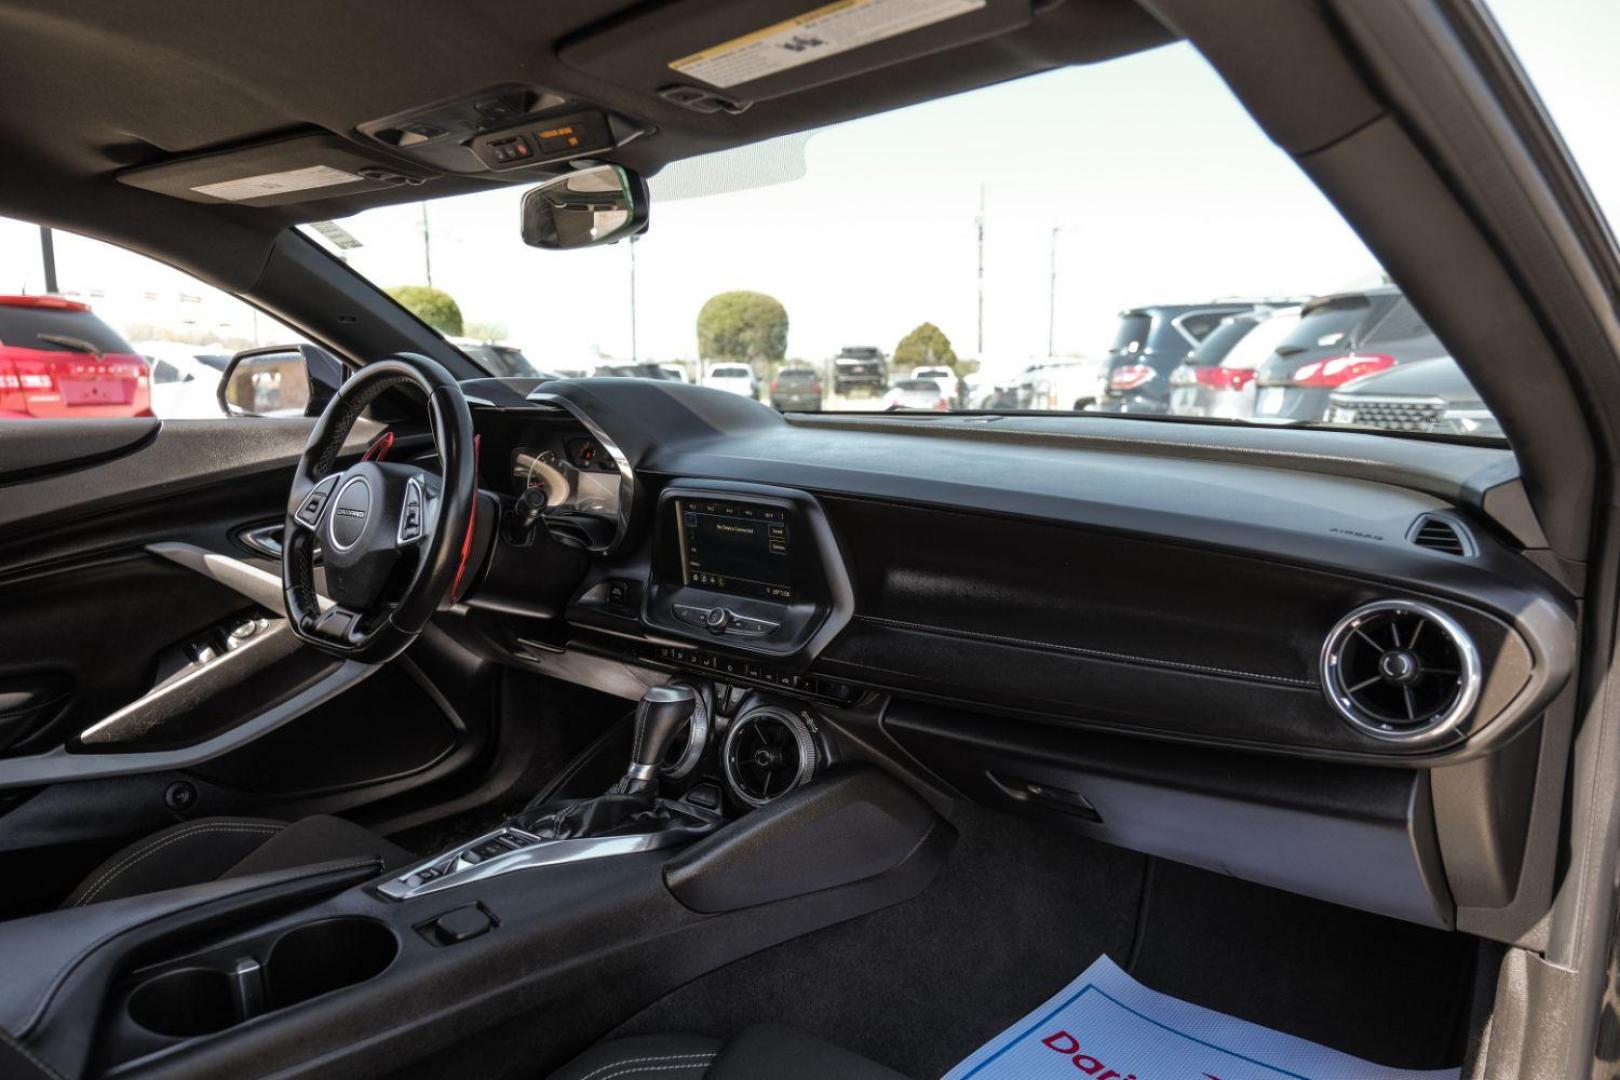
[
  {"xmin": 629, "ymin": 233, "xmax": 640, "ymax": 363},
  {"xmin": 1047, "ymin": 226, "xmax": 1062, "ymax": 357},
  {"xmin": 39, "ymin": 226, "xmax": 58, "ymax": 294},
  {"xmin": 975, "ymin": 185, "xmax": 985, "ymax": 358},
  {"xmin": 420, "ymin": 203, "xmax": 433, "ymax": 288}
]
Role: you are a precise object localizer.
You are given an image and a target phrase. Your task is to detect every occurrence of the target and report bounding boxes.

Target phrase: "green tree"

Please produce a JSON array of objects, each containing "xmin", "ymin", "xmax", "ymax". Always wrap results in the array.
[
  {"xmin": 387, "ymin": 285, "xmax": 464, "ymax": 336},
  {"xmin": 697, "ymin": 291, "xmax": 788, "ymax": 364},
  {"xmin": 893, "ymin": 322, "xmax": 959, "ymax": 373}
]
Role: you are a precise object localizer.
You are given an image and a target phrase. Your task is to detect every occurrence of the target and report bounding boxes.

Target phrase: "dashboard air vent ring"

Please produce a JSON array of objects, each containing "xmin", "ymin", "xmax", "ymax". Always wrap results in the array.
[
  {"xmin": 722, "ymin": 707, "xmax": 817, "ymax": 807},
  {"xmin": 1320, "ymin": 600, "xmax": 1481, "ymax": 743}
]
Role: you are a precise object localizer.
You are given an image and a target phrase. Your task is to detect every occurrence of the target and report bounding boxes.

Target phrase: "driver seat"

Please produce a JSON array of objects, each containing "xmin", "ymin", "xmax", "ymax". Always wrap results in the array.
[{"xmin": 62, "ymin": 815, "xmax": 413, "ymax": 908}]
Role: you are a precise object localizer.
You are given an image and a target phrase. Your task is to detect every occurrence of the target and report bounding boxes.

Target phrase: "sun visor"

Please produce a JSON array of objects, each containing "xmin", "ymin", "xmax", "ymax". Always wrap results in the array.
[
  {"xmin": 560, "ymin": 0, "xmax": 1034, "ymax": 113},
  {"xmin": 116, "ymin": 132, "xmax": 434, "ymax": 208}
]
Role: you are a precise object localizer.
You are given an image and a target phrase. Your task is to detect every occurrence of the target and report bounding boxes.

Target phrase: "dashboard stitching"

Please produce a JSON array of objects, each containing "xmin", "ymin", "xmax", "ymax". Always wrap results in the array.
[{"xmin": 856, "ymin": 615, "xmax": 1318, "ymax": 688}]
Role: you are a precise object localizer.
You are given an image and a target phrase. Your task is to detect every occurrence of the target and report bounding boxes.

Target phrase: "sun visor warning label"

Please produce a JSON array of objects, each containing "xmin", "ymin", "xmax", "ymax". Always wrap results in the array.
[
  {"xmin": 668, "ymin": 0, "xmax": 986, "ymax": 89},
  {"xmin": 192, "ymin": 165, "xmax": 362, "ymax": 202}
]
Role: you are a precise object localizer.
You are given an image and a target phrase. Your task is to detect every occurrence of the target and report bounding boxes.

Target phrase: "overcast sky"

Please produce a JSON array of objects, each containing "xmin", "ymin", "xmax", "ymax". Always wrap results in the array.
[{"xmin": 0, "ymin": 0, "xmax": 1613, "ymax": 383}]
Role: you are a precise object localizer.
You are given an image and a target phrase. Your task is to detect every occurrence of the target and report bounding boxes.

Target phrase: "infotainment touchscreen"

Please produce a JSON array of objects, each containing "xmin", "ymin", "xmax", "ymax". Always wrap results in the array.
[{"xmin": 677, "ymin": 498, "xmax": 793, "ymax": 601}]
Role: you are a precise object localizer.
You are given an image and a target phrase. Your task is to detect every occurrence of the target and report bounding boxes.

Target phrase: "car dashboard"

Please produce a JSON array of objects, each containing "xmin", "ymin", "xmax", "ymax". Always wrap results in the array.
[{"xmin": 451, "ymin": 375, "xmax": 1574, "ymax": 939}]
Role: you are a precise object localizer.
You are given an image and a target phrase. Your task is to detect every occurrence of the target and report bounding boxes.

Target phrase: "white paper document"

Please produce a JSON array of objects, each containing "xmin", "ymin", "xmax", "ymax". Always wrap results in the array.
[{"xmin": 941, "ymin": 955, "xmax": 1460, "ymax": 1080}]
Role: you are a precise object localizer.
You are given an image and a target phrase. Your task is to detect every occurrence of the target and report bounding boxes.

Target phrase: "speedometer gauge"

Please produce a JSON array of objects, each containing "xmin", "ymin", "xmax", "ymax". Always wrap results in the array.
[{"xmin": 510, "ymin": 450, "xmax": 571, "ymax": 507}]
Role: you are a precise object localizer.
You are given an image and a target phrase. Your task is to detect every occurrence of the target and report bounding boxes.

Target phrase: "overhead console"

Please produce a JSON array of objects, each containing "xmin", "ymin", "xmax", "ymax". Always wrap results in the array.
[
  {"xmin": 357, "ymin": 86, "xmax": 651, "ymax": 177},
  {"xmin": 118, "ymin": 85, "xmax": 653, "ymax": 207},
  {"xmin": 643, "ymin": 481, "xmax": 853, "ymax": 662}
]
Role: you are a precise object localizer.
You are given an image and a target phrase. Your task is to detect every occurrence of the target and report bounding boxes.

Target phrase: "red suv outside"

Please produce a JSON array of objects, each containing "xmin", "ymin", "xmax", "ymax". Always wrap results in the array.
[{"xmin": 0, "ymin": 295, "xmax": 151, "ymax": 419}]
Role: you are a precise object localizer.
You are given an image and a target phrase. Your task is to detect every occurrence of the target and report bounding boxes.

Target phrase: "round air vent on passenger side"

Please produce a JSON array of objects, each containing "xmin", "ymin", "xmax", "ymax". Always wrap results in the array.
[
  {"xmin": 722, "ymin": 706, "xmax": 818, "ymax": 807},
  {"xmin": 1320, "ymin": 600, "xmax": 1482, "ymax": 742}
]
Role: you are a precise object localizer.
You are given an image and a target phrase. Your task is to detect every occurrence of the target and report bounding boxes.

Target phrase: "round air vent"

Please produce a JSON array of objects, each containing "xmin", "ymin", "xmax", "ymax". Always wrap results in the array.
[
  {"xmin": 1320, "ymin": 600, "xmax": 1481, "ymax": 742},
  {"xmin": 658, "ymin": 682, "xmax": 711, "ymax": 782},
  {"xmin": 722, "ymin": 707, "xmax": 818, "ymax": 807}
]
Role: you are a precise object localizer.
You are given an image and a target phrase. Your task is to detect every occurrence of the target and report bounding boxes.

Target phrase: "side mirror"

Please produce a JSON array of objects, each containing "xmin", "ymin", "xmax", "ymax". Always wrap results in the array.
[
  {"xmin": 521, "ymin": 164, "xmax": 648, "ymax": 250},
  {"xmin": 218, "ymin": 344, "xmax": 346, "ymax": 418}
]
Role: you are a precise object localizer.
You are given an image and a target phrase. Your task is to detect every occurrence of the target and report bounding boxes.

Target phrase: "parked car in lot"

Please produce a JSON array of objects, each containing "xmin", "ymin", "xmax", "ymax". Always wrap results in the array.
[
  {"xmin": 702, "ymin": 362, "xmax": 758, "ymax": 398},
  {"xmin": 132, "ymin": 341, "xmax": 230, "ymax": 418},
  {"xmin": 1251, "ymin": 286, "xmax": 1445, "ymax": 422},
  {"xmin": 595, "ymin": 362, "xmax": 681, "ymax": 381},
  {"xmin": 769, "ymin": 366, "xmax": 822, "ymax": 410},
  {"xmin": 1023, "ymin": 357, "xmax": 1108, "ymax": 411},
  {"xmin": 882, "ymin": 377, "xmax": 949, "ymax": 410},
  {"xmin": 0, "ymin": 295, "xmax": 151, "ymax": 419},
  {"xmin": 832, "ymin": 345, "xmax": 887, "ymax": 397},
  {"xmin": 449, "ymin": 337, "xmax": 543, "ymax": 378},
  {"xmin": 1326, "ymin": 355, "xmax": 1500, "ymax": 438},
  {"xmin": 910, "ymin": 365, "xmax": 959, "ymax": 404},
  {"xmin": 1100, "ymin": 301, "xmax": 1264, "ymax": 413},
  {"xmin": 1168, "ymin": 306, "xmax": 1302, "ymax": 421}
]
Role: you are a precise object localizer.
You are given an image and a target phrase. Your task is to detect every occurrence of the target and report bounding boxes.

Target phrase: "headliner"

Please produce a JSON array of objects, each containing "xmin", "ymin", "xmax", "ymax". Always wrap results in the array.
[{"xmin": 0, "ymin": 0, "xmax": 1171, "ymax": 290}]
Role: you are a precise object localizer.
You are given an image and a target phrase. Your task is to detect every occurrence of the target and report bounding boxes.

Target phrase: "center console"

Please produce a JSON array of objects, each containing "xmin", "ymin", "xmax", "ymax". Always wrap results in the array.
[{"xmin": 642, "ymin": 481, "xmax": 854, "ymax": 661}]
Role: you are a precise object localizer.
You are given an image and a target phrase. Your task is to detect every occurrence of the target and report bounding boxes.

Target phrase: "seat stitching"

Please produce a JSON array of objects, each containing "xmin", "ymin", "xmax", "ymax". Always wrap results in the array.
[
  {"xmin": 76, "ymin": 824, "xmax": 282, "ymax": 905},
  {"xmin": 574, "ymin": 1052, "xmax": 718, "ymax": 1080},
  {"xmin": 590, "ymin": 1057, "xmax": 717, "ymax": 1080}
]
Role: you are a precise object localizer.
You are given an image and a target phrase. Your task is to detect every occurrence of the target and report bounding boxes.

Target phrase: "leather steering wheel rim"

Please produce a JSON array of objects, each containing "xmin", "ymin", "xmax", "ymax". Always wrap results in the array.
[{"xmin": 281, "ymin": 353, "xmax": 476, "ymax": 663}]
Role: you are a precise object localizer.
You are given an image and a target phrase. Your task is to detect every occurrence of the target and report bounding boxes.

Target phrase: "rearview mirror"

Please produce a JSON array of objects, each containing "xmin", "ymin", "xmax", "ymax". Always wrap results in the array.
[
  {"xmin": 218, "ymin": 344, "xmax": 346, "ymax": 418},
  {"xmin": 521, "ymin": 164, "xmax": 648, "ymax": 250}
]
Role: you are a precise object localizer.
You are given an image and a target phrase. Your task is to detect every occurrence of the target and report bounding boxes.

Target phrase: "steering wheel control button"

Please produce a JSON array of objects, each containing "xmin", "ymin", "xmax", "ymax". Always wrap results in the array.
[
  {"xmin": 328, "ymin": 476, "xmax": 372, "ymax": 551},
  {"xmin": 398, "ymin": 476, "xmax": 426, "ymax": 545},
  {"xmin": 294, "ymin": 475, "xmax": 339, "ymax": 528}
]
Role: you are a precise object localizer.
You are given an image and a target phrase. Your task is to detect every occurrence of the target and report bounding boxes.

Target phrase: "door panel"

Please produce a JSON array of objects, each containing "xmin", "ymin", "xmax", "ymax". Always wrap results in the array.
[{"xmin": 0, "ymin": 419, "xmax": 491, "ymax": 916}]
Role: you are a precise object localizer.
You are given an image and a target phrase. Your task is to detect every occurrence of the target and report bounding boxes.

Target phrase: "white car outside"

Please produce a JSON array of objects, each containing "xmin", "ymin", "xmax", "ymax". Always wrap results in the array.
[
  {"xmin": 1025, "ymin": 357, "xmax": 1108, "ymax": 411},
  {"xmin": 134, "ymin": 342, "xmax": 229, "ymax": 418},
  {"xmin": 910, "ymin": 366, "xmax": 959, "ymax": 401},
  {"xmin": 703, "ymin": 363, "xmax": 757, "ymax": 398}
]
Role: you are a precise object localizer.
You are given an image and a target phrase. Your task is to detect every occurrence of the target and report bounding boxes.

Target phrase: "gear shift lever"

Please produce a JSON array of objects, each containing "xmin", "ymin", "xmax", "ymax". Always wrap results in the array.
[
  {"xmin": 616, "ymin": 685, "xmax": 696, "ymax": 796},
  {"xmin": 514, "ymin": 684, "xmax": 703, "ymax": 841}
]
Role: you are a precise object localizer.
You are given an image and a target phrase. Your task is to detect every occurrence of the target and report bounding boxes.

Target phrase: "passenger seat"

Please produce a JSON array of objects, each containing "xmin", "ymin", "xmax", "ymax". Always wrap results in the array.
[{"xmin": 547, "ymin": 1024, "xmax": 911, "ymax": 1080}]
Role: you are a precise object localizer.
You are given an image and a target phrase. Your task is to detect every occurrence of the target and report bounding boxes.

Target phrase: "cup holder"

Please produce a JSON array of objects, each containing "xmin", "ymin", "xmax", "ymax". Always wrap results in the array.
[
  {"xmin": 266, "ymin": 917, "xmax": 398, "ymax": 1009},
  {"xmin": 127, "ymin": 967, "xmax": 240, "ymax": 1038}
]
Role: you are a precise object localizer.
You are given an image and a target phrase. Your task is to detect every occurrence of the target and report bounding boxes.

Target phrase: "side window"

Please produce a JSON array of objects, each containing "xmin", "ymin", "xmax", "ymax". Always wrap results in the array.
[
  {"xmin": 1177, "ymin": 312, "xmax": 1227, "ymax": 342},
  {"xmin": 0, "ymin": 215, "xmax": 303, "ymax": 420}
]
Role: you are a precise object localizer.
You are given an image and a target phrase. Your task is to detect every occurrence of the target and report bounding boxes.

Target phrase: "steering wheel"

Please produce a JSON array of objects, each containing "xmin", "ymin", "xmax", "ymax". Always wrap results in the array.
[{"xmin": 281, "ymin": 354, "xmax": 476, "ymax": 663}]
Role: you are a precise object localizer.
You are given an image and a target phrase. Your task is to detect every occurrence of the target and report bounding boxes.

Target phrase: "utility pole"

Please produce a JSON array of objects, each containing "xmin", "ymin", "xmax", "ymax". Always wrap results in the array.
[
  {"xmin": 975, "ymin": 185, "xmax": 985, "ymax": 358},
  {"xmin": 39, "ymin": 226, "xmax": 58, "ymax": 294},
  {"xmin": 420, "ymin": 203, "xmax": 433, "ymax": 288},
  {"xmin": 1047, "ymin": 226, "xmax": 1060, "ymax": 357},
  {"xmin": 629, "ymin": 234, "xmax": 640, "ymax": 363}
]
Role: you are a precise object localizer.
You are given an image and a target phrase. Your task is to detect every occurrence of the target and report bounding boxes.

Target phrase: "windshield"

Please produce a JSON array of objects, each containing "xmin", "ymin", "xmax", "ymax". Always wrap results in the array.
[{"xmin": 305, "ymin": 42, "xmax": 1518, "ymax": 441}]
